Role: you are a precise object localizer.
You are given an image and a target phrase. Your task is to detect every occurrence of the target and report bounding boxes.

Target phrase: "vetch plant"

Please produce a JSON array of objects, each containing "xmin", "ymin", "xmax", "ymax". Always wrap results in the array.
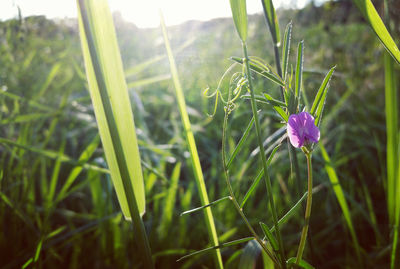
[{"xmin": 286, "ymin": 111, "xmax": 319, "ymax": 266}]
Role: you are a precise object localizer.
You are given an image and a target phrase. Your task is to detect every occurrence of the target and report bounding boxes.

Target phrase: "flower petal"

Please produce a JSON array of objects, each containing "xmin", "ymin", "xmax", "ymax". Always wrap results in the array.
[{"xmin": 287, "ymin": 114, "xmax": 304, "ymax": 148}]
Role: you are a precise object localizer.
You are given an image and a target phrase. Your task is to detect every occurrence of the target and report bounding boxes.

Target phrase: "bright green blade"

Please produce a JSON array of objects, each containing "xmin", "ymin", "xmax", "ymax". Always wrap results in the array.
[
  {"xmin": 77, "ymin": 0, "xmax": 145, "ymax": 219},
  {"xmin": 77, "ymin": 0, "xmax": 153, "ymax": 267},
  {"xmin": 353, "ymin": 0, "xmax": 400, "ymax": 64},
  {"xmin": 160, "ymin": 12, "xmax": 223, "ymax": 269},
  {"xmin": 229, "ymin": 0, "xmax": 248, "ymax": 42}
]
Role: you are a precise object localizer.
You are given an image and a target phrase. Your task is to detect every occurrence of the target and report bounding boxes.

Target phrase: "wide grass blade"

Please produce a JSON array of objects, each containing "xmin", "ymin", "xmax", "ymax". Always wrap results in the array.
[
  {"xmin": 229, "ymin": 0, "xmax": 248, "ymax": 42},
  {"xmin": 353, "ymin": 0, "xmax": 400, "ymax": 64},
  {"xmin": 319, "ymin": 144, "xmax": 361, "ymax": 262},
  {"xmin": 77, "ymin": 0, "xmax": 153, "ymax": 267},
  {"xmin": 160, "ymin": 12, "xmax": 223, "ymax": 269}
]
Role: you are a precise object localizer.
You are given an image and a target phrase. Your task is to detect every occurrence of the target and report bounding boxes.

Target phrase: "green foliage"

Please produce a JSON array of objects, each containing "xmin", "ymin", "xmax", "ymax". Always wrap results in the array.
[{"xmin": 0, "ymin": 1, "xmax": 398, "ymax": 268}]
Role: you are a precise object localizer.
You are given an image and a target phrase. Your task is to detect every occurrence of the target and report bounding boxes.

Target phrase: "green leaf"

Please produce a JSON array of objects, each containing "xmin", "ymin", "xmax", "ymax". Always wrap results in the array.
[
  {"xmin": 181, "ymin": 196, "xmax": 231, "ymax": 216},
  {"xmin": 273, "ymin": 106, "xmax": 289, "ymax": 122},
  {"xmin": 160, "ymin": 12, "xmax": 223, "ymax": 268},
  {"xmin": 286, "ymin": 257, "xmax": 315, "ymax": 269},
  {"xmin": 282, "ymin": 22, "xmax": 292, "ymax": 82},
  {"xmin": 261, "ymin": 0, "xmax": 280, "ymax": 46},
  {"xmin": 353, "ymin": 0, "xmax": 400, "ymax": 64},
  {"xmin": 229, "ymin": 0, "xmax": 248, "ymax": 42},
  {"xmin": 260, "ymin": 222, "xmax": 279, "ymax": 251},
  {"xmin": 227, "ymin": 116, "xmax": 255, "ymax": 170},
  {"xmin": 295, "ymin": 41, "xmax": 304, "ymax": 100},
  {"xmin": 310, "ymin": 66, "xmax": 336, "ymax": 116},
  {"xmin": 270, "ymin": 191, "xmax": 308, "ymax": 233},
  {"xmin": 177, "ymin": 237, "xmax": 254, "ymax": 262},
  {"xmin": 264, "ymin": 93, "xmax": 287, "ymax": 107}
]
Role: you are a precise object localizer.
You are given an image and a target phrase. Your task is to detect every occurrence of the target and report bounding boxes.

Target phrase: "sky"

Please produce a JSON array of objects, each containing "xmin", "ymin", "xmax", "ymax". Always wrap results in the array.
[{"xmin": 0, "ymin": 0, "xmax": 311, "ymax": 28}]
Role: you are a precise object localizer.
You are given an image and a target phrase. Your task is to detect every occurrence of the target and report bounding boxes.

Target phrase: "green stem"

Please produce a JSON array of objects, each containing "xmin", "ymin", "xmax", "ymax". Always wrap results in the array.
[
  {"xmin": 242, "ymin": 41, "xmax": 286, "ymax": 269},
  {"xmin": 295, "ymin": 153, "xmax": 313, "ymax": 265},
  {"xmin": 221, "ymin": 83, "xmax": 281, "ymax": 267}
]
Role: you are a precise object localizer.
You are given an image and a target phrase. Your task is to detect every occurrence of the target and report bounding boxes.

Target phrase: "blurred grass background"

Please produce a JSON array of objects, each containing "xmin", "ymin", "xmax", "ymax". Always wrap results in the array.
[{"xmin": 0, "ymin": 0, "xmax": 399, "ymax": 268}]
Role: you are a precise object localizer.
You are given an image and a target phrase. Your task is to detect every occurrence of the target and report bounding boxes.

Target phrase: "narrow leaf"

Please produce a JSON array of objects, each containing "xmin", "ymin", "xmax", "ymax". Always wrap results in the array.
[
  {"xmin": 181, "ymin": 196, "xmax": 231, "ymax": 216},
  {"xmin": 260, "ymin": 222, "xmax": 279, "ymax": 251},
  {"xmin": 353, "ymin": 0, "xmax": 400, "ymax": 64},
  {"xmin": 177, "ymin": 237, "xmax": 254, "ymax": 262},
  {"xmin": 227, "ymin": 116, "xmax": 255, "ymax": 169},
  {"xmin": 295, "ymin": 41, "xmax": 304, "ymax": 100},
  {"xmin": 310, "ymin": 66, "xmax": 336, "ymax": 115},
  {"xmin": 241, "ymin": 144, "xmax": 280, "ymax": 208},
  {"xmin": 282, "ymin": 22, "xmax": 292, "ymax": 81}
]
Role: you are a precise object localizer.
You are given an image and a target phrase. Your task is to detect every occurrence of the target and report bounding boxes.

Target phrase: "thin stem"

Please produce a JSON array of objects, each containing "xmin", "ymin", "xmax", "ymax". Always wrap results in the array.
[
  {"xmin": 221, "ymin": 83, "xmax": 281, "ymax": 268},
  {"xmin": 242, "ymin": 41, "xmax": 286, "ymax": 269},
  {"xmin": 295, "ymin": 153, "xmax": 313, "ymax": 265}
]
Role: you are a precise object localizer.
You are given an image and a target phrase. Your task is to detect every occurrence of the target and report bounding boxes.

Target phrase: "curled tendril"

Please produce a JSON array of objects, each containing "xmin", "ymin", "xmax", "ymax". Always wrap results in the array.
[{"xmin": 203, "ymin": 61, "xmax": 252, "ymax": 117}]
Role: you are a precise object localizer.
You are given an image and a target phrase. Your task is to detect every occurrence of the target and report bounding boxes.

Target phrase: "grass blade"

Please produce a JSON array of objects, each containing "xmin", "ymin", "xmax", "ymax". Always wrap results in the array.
[
  {"xmin": 229, "ymin": 0, "xmax": 248, "ymax": 42},
  {"xmin": 319, "ymin": 143, "xmax": 361, "ymax": 263},
  {"xmin": 160, "ymin": 12, "xmax": 223, "ymax": 269},
  {"xmin": 353, "ymin": 0, "xmax": 400, "ymax": 64},
  {"xmin": 241, "ymin": 144, "xmax": 280, "ymax": 208},
  {"xmin": 181, "ymin": 196, "xmax": 231, "ymax": 216},
  {"xmin": 158, "ymin": 162, "xmax": 181, "ymax": 238},
  {"xmin": 177, "ymin": 237, "xmax": 254, "ymax": 262},
  {"xmin": 77, "ymin": 0, "xmax": 153, "ymax": 267}
]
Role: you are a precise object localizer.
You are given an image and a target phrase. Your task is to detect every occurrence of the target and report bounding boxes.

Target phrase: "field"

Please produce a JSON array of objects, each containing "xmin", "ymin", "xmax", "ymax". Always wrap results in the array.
[{"xmin": 0, "ymin": 0, "xmax": 399, "ymax": 268}]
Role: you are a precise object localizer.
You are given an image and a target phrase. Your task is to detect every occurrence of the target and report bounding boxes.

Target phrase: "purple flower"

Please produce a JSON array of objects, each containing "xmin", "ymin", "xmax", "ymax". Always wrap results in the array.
[{"xmin": 287, "ymin": 112, "xmax": 320, "ymax": 148}]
